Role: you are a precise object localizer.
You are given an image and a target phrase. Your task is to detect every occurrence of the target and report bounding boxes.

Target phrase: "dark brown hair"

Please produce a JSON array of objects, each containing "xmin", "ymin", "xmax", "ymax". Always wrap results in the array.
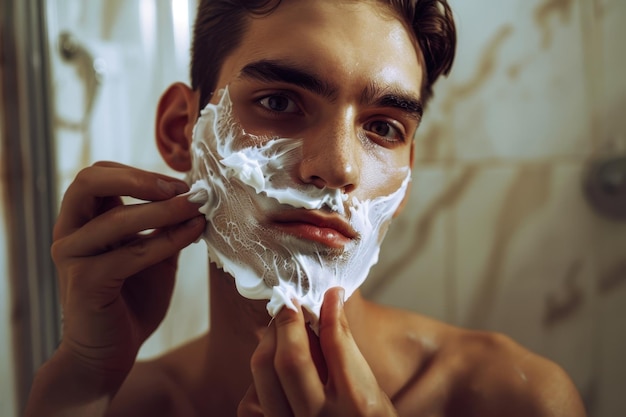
[{"xmin": 190, "ymin": 0, "xmax": 456, "ymax": 107}]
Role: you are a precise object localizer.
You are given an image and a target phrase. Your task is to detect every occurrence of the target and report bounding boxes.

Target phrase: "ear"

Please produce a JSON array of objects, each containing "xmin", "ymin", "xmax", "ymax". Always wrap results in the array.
[
  {"xmin": 155, "ymin": 82, "xmax": 200, "ymax": 172},
  {"xmin": 393, "ymin": 140, "xmax": 415, "ymax": 218}
]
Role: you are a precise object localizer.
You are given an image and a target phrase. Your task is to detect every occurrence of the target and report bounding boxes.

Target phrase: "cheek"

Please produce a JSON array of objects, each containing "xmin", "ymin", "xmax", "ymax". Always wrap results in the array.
[
  {"xmin": 360, "ymin": 151, "xmax": 411, "ymax": 198},
  {"xmin": 224, "ymin": 86, "xmax": 262, "ymax": 136}
]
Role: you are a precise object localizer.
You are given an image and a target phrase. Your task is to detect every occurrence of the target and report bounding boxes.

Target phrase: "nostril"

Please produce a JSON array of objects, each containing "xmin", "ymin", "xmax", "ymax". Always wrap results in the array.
[{"xmin": 308, "ymin": 175, "xmax": 327, "ymax": 190}]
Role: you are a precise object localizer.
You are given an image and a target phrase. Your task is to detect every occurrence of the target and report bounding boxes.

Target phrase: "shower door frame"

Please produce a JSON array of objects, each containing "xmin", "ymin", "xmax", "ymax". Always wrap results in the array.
[{"xmin": 1, "ymin": 0, "xmax": 60, "ymax": 412}]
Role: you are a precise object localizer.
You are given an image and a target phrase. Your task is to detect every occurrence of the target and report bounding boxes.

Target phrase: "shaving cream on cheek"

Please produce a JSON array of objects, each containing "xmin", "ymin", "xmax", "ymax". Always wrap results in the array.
[{"xmin": 187, "ymin": 88, "xmax": 411, "ymax": 329}]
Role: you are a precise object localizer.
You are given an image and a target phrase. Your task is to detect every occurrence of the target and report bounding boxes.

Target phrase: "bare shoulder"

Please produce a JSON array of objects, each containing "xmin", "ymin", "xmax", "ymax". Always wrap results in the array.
[
  {"xmin": 106, "ymin": 340, "xmax": 205, "ymax": 417},
  {"xmin": 359, "ymin": 302, "xmax": 586, "ymax": 417},
  {"xmin": 446, "ymin": 328, "xmax": 587, "ymax": 417}
]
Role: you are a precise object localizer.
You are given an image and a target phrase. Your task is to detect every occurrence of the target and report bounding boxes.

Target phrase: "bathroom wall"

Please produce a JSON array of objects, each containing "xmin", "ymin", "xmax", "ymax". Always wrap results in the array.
[
  {"xmin": 366, "ymin": 0, "xmax": 626, "ymax": 415},
  {"xmin": 32, "ymin": 0, "xmax": 626, "ymax": 416}
]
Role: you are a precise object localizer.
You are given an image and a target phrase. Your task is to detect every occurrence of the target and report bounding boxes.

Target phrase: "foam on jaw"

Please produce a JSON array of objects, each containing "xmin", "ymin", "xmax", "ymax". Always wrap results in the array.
[{"xmin": 187, "ymin": 88, "xmax": 411, "ymax": 329}]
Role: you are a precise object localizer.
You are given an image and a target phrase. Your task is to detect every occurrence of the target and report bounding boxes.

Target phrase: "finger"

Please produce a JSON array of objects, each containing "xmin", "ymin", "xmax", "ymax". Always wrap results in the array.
[
  {"xmin": 56, "ymin": 163, "xmax": 189, "ymax": 238},
  {"xmin": 306, "ymin": 325, "xmax": 328, "ymax": 384},
  {"xmin": 58, "ymin": 193, "xmax": 204, "ymax": 256},
  {"xmin": 319, "ymin": 287, "xmax": 380, "ymax": 393},
  {"xmin": 61, "ymin": 215, "xmax": 205, "ymax": 290},
  {"xmin": 237, "ymin": 384, "xmax": 265, "ymax": 417},
  {"xmin": 56, "ymin": 216, "xmax": 203, "ymax": 312},
  {"xmin": 250, "ymin": 324, "xmax": 293, "ymax": 417},
  {"xmin": 63, "ymin": 164, "xmax": 189, "ymax": 211},
  {"xmin": 89, "ymin": 161, "xmax": 190, "ymax": 193},
  {"xmin": 273, "ymin": 304, "xmax": 324, "ymax": 415}
]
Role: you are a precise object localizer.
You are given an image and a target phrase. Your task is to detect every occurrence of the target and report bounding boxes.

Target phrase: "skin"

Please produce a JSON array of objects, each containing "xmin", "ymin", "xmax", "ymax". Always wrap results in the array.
[{"xmin": 24, "ymin": 1, "xmax": 587, "ymax": 416}]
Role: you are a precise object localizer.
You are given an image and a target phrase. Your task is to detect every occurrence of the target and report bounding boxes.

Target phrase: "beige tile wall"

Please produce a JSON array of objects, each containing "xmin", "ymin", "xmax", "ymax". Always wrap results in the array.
[{"xmin": 366, "ymin": 0, "xmax": 626, "ymax": 415}]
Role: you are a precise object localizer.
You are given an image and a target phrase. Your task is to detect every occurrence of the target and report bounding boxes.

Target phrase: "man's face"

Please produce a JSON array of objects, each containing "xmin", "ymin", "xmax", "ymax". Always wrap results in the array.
[
  {"xmin": 191, "ymin": 0, "xmax": 424, "ymax": 321},
  {"xmin": 211, "ymin": 0, "xmax": 423, "ymax": 200}
]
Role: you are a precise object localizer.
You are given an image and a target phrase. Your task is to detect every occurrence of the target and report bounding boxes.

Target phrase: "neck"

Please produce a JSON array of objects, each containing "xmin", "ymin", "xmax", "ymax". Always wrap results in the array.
[
  {"xmin": 208, "ymin": 263, "xmax": 272, "ymax": 340},
  {"xmin": 199, "ymin": 262, "xmax": 370, "ymax": 414},
  {"xmin": 198, "ymin": 264, "xmax": 271, "ymax": 412}
]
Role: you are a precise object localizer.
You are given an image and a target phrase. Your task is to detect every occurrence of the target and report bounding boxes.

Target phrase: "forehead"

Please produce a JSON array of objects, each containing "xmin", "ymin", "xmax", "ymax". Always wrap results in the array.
[{"xmin": 215, "ymin": 0, "xmax": 423, "ymax": 99}]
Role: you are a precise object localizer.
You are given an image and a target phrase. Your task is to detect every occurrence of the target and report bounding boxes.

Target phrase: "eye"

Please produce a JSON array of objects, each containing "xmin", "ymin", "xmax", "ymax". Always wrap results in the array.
[
  {"xmin": 258, "ymin": 94, "xmax": 300, "ymax": 114},
  {"xmin": 364, "ymin": 120, "xmax": 405, "ymax": 144}
]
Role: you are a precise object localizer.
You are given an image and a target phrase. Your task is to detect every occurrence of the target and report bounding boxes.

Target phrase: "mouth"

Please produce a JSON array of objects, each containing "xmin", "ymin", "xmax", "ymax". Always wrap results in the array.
[{"xmin": 270, "ymin": 209, "xmax": 358, "ymax": 249}]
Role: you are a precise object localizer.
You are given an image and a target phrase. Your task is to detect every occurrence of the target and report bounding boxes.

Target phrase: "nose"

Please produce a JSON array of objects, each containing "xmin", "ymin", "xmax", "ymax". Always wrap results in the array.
[{"xmin": 296, "ymin": 115, "xmax": 360, "ymax": 193}]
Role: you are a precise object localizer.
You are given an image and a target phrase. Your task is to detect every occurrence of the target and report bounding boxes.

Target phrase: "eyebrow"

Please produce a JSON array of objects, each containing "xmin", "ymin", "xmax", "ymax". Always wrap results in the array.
[
  {"xmin": 239, "ymin": 59, "xmax": 339, "ymax": 101},
  {"xmin": 361, "ymin": 82, "xmax": 424, "ymax": 122},
  {"xmin": 239, "ymin": 59, "xmax": 423, "ymax": 121}
]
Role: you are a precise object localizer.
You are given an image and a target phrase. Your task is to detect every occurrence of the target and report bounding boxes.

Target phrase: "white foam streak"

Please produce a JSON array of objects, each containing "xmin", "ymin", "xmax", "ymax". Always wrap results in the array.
[{"xmin": 187, "ymin": 88, "xmax": 410, "ymax": 329}]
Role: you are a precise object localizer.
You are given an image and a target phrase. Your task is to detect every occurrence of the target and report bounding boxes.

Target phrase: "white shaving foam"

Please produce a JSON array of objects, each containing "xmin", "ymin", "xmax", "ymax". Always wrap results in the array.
[{"xmin": 187, "ymin": 88, "xmax": 410, "ymax": 329}]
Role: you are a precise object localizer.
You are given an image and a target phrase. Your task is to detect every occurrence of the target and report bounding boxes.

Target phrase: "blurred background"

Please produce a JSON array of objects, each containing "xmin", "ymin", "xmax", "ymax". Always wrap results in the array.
[{"xmin": 1, "ymin": 0, "xmax": 625, "ymax": 416}]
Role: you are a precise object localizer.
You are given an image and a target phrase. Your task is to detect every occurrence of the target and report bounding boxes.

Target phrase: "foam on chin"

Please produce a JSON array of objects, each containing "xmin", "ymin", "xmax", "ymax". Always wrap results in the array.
[{"xmin": 187, "ymin": 88, "xmax": 411, "ymax": 329}]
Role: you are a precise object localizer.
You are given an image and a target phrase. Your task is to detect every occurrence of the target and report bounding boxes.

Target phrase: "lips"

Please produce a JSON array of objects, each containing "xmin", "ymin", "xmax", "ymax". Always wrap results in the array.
[{"xmin": 270, "ymin": 209, "xmax": 358, "ymax": 249}]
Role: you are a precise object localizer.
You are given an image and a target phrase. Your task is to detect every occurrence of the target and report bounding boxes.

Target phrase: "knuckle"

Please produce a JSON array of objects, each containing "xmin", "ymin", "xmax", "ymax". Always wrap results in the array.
[
  {"xmin": 249, "ymin": 345, "xmax": 273, "ymax": 374},
  {"xmin": 236, "ymin": 402, "xmax": 249, "ymax": 417},
  {"xmin": 59, "ymin": 259, "xmax": 100, "ymax": 299},
  {"xmin": 321, "ymin": 316, "xmax": 351, "ymax": 348},
  {"xmin": 237, "ymin": 400, "xmax": 262, "ymax": 417},
  {"xmin": 336, "ymin": 314, "xmax": 351, "ymax": 337},
  {"xmin": 52, "ymin": 220, "xmax": 66, "ymax": 241},
  {"xmin": 73, "ymin": 166, "xmax": 95, "ymax": 188},
  {"xmin": 63, "ymin": 262, "xmax": 86, "ymax": 287},
  {"xmin": 274, "ymin": 349, "xmax": 309, "ymax": 375},
  {"xmin": 126, "ymin": 238, "xmax": 149, "ymax": 257},
  {"xmin": 349, "ymin": 395, "xmax": 379, "ymax": 417},
  {"xmin": 50, "ymin": 237, "xmax": 68, "ymax": 263},
  {"xmin": 64, "ymin": 258, "xmax": 95, "ymax": 282},
  {"xmin": 91, "ymin": 160, "xmax": 110, "ymax": 168},
  {"xmin": 343, "ymin": 391, "xmax": 393, "ymax": 417},
  {"xmin": 275, "ymin": 308, "xmax": 301, "ymax": 328},
  {"xmin": 163, "ymin": 226, "xmax": 186, "ymax": 250},
  {"xmin": 104, "ymin": 204, "xmax": 131, "ymax": 226}
]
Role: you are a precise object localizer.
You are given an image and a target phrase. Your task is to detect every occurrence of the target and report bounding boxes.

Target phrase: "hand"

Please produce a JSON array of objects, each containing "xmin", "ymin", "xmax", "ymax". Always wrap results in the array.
[
  {"xmin": 238, "ymin": 287, "xmax": 398, "ymax": 417},
  {"xmin": 51, "ymin": 161, "xmax": 205, "ymax": 382}
]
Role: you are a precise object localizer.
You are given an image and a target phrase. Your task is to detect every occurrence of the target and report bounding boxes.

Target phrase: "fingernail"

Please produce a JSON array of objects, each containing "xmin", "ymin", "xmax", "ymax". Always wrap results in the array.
[
  {"xmin": 157, "ymin": 179, "xmax": 175, "ymax": 195},
  {"xmin": 173, "ymin": 182, "xmax": 189, "ymax": 195},
  {"xmin": 157, "ymin": 179, "xmax": 189, "ymax": 196},
  {"xmin": 337, "ymin": 288, "xmax": 345, "ymax": 307}
]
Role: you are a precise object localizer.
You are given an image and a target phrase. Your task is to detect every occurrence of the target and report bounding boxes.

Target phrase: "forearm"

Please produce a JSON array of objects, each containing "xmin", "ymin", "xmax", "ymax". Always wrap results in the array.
[{"xmin": 24, "ymin": 349, "xmax": 127, "ymax": 417}]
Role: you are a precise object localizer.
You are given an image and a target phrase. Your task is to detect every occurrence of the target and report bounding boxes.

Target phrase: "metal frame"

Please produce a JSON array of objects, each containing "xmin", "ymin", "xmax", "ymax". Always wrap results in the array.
[{"xmin": 0, "ymin": 0, "xmax": 60, "ymax": 412}]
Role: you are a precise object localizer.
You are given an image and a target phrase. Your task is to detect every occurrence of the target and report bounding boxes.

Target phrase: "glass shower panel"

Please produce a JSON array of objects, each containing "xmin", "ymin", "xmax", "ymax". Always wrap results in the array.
[{"xmin": 47, "ymin": 0, "xmax": 195, "ymax": 196}]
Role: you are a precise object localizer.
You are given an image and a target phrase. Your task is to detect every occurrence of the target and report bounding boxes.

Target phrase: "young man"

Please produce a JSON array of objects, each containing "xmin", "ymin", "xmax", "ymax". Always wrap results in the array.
[{"xmin": 26, "ymin": 0, "xmax": 587, "ymax": 416}]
